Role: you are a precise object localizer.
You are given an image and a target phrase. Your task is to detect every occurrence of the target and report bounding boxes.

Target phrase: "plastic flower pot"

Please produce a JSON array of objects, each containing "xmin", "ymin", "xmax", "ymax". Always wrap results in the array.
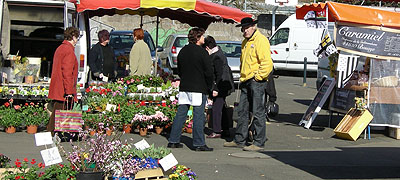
[
  {"xmin": 155, "ymin": 126, "xmax": 163, "ymax": 134},
  {"xmin": 26, "ymin": 125, "xmax": 38, "ymax": 134},
  {"xmin": 76, "ymin": 171, "xmax": 104, "ymax": 180},
  {"xmin": 5, "ymin": 126, "xmax": 16, "ymax": 134},
  {"xmin": 123, "ymin": 124, "xmax": 132, "ymax": 133},
  {"xmin": 185, "ymin": 127, "xmax": 192, "ymax": 134},
  {"xmin": 139, "ymin": 128, "xmax": 148, "ymax": 136}
]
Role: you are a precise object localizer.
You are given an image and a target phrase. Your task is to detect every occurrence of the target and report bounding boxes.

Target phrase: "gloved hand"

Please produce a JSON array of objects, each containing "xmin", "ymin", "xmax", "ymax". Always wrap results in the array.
[{"xmin": 93, "ymin": 72, "xmax": 100, "ymax": 77}]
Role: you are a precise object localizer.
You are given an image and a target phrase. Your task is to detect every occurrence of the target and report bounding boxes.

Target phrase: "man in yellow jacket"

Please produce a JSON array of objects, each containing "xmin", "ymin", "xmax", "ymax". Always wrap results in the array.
[{"xmin": 224, "ymin": 17, "xmax": 273, "ymax": 151}]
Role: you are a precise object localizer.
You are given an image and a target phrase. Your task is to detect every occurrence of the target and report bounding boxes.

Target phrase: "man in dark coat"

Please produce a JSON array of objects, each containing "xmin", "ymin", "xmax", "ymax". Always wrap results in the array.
[
  {"xmin": 167, "ymin": 27, "xmax": 214, "ymax": 151},
  {"xmin": 203, "ymin": 35, "xmax": 234, "ymax": 138},
  {"xmin": 47, "ymin": 27, "xmax": 80, "ymax": 135},
  {"xmin": 88, "ymin": 29, "xmax": 117, "ymax": 81}
]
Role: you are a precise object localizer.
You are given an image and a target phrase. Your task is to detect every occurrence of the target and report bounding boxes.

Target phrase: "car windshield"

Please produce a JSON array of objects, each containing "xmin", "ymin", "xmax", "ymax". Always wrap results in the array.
[
  {"xmin": 173, "ymin": 37, "xmax": 188, "ymax": 47},
  {"xmin": 109, "ymin": 34, "xmax": 134, "ymax": 49},
  {"xmin": 110, "ymin": 33, "xmax": 155, "ymax": 52},
  {"xmin": 217, "ymin": 43, "xmax": 242, "ymax": 58}
]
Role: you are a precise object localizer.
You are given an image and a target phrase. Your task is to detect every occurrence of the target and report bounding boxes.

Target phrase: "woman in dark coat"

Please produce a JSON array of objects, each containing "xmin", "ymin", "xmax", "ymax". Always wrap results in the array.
[
  {"xmin": 204, "ymin": 35, "xmax": 234, "ymax": 138},
  {"xmin": 47, "ymin": 27, "xmax": 80, "ymax": 135}
]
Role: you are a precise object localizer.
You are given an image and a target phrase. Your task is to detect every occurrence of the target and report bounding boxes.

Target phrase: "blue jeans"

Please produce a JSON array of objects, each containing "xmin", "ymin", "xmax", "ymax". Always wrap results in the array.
[
  {"xmin": 235, "ymin": 79, "xmax": 267, "ymax": 147},
  {"xmin": 168, "ymin": 94, "xmax": 207, "ymax": 147}
]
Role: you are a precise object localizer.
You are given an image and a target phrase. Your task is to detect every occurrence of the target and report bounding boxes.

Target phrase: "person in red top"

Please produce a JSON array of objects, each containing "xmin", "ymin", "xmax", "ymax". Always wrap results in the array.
[{"xmin": 47, "ymin": 27, "xmax": 80, "ymax": 135}]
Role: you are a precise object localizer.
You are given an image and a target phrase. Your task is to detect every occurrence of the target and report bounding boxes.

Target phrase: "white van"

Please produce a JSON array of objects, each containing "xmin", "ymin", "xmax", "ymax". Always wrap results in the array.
[{"xmin": 269, "ymin": 14, "xmax": 324, "ymax": 72}]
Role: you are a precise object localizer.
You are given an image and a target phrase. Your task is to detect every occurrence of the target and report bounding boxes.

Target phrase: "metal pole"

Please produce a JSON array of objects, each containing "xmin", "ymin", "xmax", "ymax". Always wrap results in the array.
[
  {"xmin": 154, "ymin": 15, "xmax": 159, "ymax": 76},
  {"xmin": 272, "ymin": 6, "xmax": 278, "ymax": 35},
  {"xmin": 244, "ymin": 0, "xmax": 247, "ymax": 11},
  {"xmin": 303, "ymin": 57, "xmax": 307, "ymax": 86},
  {"xmin": 140, "ymin": 15, "xmax": 143, "ymax": 28}
]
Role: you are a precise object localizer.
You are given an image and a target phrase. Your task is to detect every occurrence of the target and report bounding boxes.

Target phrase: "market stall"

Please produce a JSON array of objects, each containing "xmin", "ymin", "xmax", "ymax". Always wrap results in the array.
[{"xmin": 296, "ymin": 2, "xmax": 400, "ymax": 130}]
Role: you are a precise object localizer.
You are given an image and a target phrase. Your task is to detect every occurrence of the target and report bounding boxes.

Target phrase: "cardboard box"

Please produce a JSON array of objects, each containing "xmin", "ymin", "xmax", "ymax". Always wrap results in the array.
[
  {"xmin": 388, "ymin": 127, "xmax": 400, "ymax": 139},
  {"xmin": 334, "ymin": 108, "xmax": 373, "ymax": 141}
]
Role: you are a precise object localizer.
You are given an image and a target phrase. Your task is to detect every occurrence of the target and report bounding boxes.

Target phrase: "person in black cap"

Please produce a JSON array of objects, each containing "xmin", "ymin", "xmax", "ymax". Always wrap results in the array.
[{"xmin": 223, "ymin": 17, "xmax": 274, "ymax": 152}]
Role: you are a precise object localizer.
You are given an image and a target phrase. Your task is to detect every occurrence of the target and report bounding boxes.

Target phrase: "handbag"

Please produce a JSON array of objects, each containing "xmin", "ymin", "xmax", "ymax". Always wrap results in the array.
[{"xmin": 54, "ymin": 98, "xmax": 83, "ymax": 132}]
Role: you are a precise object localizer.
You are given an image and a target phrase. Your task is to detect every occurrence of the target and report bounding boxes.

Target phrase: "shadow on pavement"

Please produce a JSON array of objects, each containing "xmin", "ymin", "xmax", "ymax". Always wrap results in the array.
[
  {"xmin": 270, "ymin": 113, "xmax": 343, "ymax": 129},
  {"xmin": 261, "ymin": 147, "xmax": 400, "ymax": 179}
]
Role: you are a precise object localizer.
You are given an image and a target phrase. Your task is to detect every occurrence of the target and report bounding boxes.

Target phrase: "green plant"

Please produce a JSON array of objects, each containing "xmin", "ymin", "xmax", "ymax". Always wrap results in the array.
[
  {"xmin": 147, "ymin": 95, "xmax": 154, "ymax": 101},
  {"xmin": 0, "ymin": 106, "xmax": 23, "ymax": 128},
  {"xmin": 129, "ymin": 144, "xmax": 171, "ymax": 159},
  {"xmin": 39, "ymin": 163, "xmax": 77, "ymax": 180},
  {"xmin": 120, "ymin": 104, "xmax": 139, "ymax": 125},
  {"xmin": 2, "ymin": 158, "xmax": 45, "ymax": 180},
  {"xmin": 0, "ymin": 154, "xmax": 11, "ymax": 168},
  {"xmin": 22, "ymin": 103, "xmax": 48, "ymax": 126},
  {"xmin": 168, "ymin": 165, "xmax": 197, "ymax": 180}
]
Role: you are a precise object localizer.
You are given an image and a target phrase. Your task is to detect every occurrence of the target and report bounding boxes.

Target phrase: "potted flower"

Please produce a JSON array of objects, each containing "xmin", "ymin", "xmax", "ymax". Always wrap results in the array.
[
  {"xmin": 0, "ymin": 106, "xmax": 23, "ymax": 133},
  {"xmin": 1, "ymin": 158, "xmax": 46, "ymax": 179},
  {"xmin": 151, "ymin": 111, "xmax": 169, "ymax": 135},
  {"xmin": 56, "ymin": 131, "xmax": 125, "ymax": 179},
  {"xmin": 168, "ymin": 165, "xmax": 198, "ymax": 180},
  {"xmin": 40, "ymin": 163, "xmax": 77, "ymax": 180},
  {"xmin": 120, "ymin": 104, "xmax": 139, "ymax": 133},
  {"xmin": 0, "ymin": 154, "xmax": 11, "ymax": 168},
  {"xmin": 22, "ymin": 102, "xmax": 48, "ymax": 134}
]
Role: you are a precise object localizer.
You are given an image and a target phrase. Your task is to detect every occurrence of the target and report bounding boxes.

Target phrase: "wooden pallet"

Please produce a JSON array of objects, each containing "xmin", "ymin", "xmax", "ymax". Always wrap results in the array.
[{"xmin": 135, "ymin": 168, "xmax": 167, "ymax": 180}]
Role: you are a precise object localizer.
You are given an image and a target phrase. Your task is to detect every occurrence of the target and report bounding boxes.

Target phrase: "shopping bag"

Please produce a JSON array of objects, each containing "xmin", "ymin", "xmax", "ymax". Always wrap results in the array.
[
  {"xmin": 54, "ymin": 100, "xmax": 83, "ymax": 132},
  {"xmin": 55, "ymin": 110, "xmax": 83, "ymax": 132}
]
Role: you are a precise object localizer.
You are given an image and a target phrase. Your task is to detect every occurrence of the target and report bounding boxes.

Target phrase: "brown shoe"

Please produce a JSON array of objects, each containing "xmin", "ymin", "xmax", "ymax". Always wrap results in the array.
[
  {"xmin": 243, "ymin": 144, "xmax": 264, "ymax": 152},
  {"xmin": 223, "ymin": 141, "xmax": 244, "ymax": 148},
  {"xmin": 207, "ymin": 133, "xmax": 221, "ymax": 138}
]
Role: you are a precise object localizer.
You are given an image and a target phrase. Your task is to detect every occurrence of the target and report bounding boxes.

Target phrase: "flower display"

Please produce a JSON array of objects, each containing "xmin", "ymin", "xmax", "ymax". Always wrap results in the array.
[
  {"xmin": 0, "ymin": 153, "xmax": 11, "ymax": 168},
  {"xmin": 22, "ymin": 102, "xmax": 49, "ymax": 126},
  {"xmin": 168, "ymin": 165, "xmax": 197, "ymax": 180},
  {"xmin": 1, "ymin": 158, "xmax": 45, "ymax": 180}
]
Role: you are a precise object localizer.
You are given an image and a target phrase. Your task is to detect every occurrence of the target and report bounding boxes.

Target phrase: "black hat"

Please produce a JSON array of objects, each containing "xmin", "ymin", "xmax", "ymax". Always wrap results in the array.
[{"xmin": 236, "ymin": 17, "xmax": 258, "ymax": 27}]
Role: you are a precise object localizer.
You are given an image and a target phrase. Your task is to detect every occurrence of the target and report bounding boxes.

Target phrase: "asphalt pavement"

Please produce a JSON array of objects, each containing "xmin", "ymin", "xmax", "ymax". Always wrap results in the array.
[{"xmin": 1, "ymin": 76, "xmax": 400, "ymax": 180}]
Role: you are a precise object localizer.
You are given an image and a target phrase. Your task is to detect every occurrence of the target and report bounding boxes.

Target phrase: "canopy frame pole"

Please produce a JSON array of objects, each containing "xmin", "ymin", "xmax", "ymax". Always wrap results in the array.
[
  {"xmin": 140, "ymin": 11, "xmax": 144, "ymax": 28},
  {"xmin": 154, "ymin": 14, "xmax": 160, "ymax": 76}
]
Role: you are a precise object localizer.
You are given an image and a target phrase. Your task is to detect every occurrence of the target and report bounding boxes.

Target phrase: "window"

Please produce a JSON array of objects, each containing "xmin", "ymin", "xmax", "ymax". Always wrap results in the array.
[
  {"xmin": 173, "ymin": 37, "xmax": 188, "ymax": 47},
  {"xmin": 217, "ymin": 43, "xmax": 242, "ymax": 58},
  {"xmin": 269, "ymin": 28, "xmax": 289, "ymax": 46}
]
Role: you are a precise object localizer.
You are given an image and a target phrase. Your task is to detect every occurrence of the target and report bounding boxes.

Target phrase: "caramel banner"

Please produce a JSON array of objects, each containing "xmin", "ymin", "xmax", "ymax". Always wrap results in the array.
[{"xmin": 335, "ymin": 23, "xmax": 400, "ymax": 60}]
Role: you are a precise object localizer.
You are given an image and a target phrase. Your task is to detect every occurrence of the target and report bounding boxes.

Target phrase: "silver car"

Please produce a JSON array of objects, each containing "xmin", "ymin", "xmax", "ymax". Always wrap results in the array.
[
  {"xmin": 216, "ymin": 41, "xmax": 241, "ymax": 84},
  {"xmin": 158, "ymin": 34, "xmax": 188, "ymax": 74}
]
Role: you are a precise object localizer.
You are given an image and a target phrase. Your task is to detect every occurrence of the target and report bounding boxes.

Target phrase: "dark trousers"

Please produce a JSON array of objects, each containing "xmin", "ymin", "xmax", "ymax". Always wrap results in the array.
[
  {"xmin": 212, "ymin": 97, "xmax": 225, "ymax": 133},
  {"xmin": 235, "ymin": 79, "xmax": 267, "ymax": 147}
]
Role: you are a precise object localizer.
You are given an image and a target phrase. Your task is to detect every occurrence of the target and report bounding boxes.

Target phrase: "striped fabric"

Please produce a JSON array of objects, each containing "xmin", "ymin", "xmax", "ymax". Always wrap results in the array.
[
  {"xmin": 140, "ymin": 0, "xmax": 196, "ymax": 10},
  {"xmin": 55, "ymin": 110, "xmax": 83, "ymax": 132},
  {"xmin": 336, "ymin": 54, "xmax": 359, "ymax": 88}
]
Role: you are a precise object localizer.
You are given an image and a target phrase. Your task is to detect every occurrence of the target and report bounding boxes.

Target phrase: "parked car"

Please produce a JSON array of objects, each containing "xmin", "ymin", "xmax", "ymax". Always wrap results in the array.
[
  {"xmin": 109, "ymin": 30, "xmax": 156, "ymax": 77},
  {"xmin": 158, "ymin": 34, "xmax": 188, "ymax": 74},
  {"xmin": 216, "ymin": 41, "xmax": 241, "ymax": 84}
]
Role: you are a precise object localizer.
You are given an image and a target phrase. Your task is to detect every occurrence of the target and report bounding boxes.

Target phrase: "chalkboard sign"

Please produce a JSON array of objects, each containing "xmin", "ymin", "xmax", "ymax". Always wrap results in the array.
[
  {"xmin": 299, "ymin": 78, "xmax": 336, "ymax": 129},
  {"xmin": 335, "ymin": 23, "xmax": 400, "ymax": 60},
  {"xmin": 329, "ymin": 88, "xmax": 356, "ymax": 114}
]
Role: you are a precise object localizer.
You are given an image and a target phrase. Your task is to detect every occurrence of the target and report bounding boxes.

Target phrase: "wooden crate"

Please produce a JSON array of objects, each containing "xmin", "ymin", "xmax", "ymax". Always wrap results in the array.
[
  {"xmin": 388, "ymin": 127, "xmax": 400, "ymax": 139},
  {"xmin": 334, "ymin": 108, "xmax": 373, "ymax": 141},
  {"xmin": 135, "ymin": 168, "xmax": 167, "ymax": 180}
]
